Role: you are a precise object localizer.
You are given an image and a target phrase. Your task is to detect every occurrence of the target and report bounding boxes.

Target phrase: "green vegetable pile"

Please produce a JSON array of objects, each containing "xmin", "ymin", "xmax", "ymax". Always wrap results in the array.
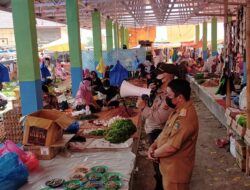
[
  {"xmin": 89, "ymin": 130, "xmax": 105, "ymax": 136},
  {"xmin": 194, "ymin": 73, "xmax": 204, "ymax": 80},
  {"xmin": 196, "ymin": 79, "xmax": 206, "ymax": 85},
  {"xmin": 237, "ymin": 115, "xmax": 247, "ymax": 128},
  {"xmin": 104, "ymin": 119, "xmax": 136, "ymax": 143}
]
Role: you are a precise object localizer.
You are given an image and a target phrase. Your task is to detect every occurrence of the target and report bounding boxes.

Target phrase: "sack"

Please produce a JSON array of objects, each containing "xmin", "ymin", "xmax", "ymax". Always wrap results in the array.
[
  {"xmin": 65, "ymin": 122, "xmax": 79, "ymax": 134},
  {"xmin": 239, "ymin": 86, "xmax": 246, "ymax": 110},
  {"xmin": 0, "ymin": 152, "xmax": 29, "ymax": 190},
  {"xmin": 0, "ymin": 140, "xmax": 39, "ymax": 171}
]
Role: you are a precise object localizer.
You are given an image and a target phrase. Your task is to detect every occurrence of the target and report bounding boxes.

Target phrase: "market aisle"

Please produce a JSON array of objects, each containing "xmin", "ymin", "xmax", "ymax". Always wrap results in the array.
[{"xmin": 132, "ymin": 93, "xmax": 250, "ymax": 190}]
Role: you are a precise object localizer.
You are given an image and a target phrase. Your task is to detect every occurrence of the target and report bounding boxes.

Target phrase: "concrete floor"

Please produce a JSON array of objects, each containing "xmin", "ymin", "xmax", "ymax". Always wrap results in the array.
[{"xmin": 132, "ymin": 93, "xmax": 250, "ymax": 190}]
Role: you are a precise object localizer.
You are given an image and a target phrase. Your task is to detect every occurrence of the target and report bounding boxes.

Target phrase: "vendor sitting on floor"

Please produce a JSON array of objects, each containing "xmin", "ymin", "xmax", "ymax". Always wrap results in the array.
[
  {"xmin": 96, "ymin": 79, "xmax": 119, "ymax": 108},
  {"xmin": 90, "ymin": 71, "xmax": 102, "ymax": 93},
  {"xmin": 42, "ymin": 79, "xmax": 59, "ymax": 109},
  {"xmin": 75, "ymin": 78, "xmax": 100, "ymax": 113},
  {"xmin": 0, "ymin": 82, "xmax": 8, "ymax": 110},
  {"xmin": 202, "ymin": 55, "xmax": 219, "ymax": 74}
]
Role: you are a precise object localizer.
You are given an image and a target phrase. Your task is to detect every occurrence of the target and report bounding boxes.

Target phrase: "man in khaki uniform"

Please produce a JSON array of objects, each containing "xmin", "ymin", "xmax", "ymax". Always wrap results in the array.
[
  {"xmin": 148, "ymin": 79, "xmax": 199, "ymax": 190},
  {"xmin": 137, "ymin": 63, "xmax": 178, "ymax": 190}
]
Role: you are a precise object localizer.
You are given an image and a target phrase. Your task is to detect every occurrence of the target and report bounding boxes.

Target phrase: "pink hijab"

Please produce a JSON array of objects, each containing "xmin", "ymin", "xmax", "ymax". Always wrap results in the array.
[
  {"xmin": 84, "ymin": 69, "xmax": 90, "ymax": 78},
  {"xmin": 75, "ymin": 80, "xmax": 93, "ymax": 105}
]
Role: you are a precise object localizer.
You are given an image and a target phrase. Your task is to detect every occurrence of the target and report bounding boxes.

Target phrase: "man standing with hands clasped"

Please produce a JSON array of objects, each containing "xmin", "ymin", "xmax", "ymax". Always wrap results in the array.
[
  {"xmin": 148, "ymin": 79, "xmax": 199, "ymax": 190},
  {"xmin": 137, "ymin": 63, "xmax": 178, "ymax": 190}
]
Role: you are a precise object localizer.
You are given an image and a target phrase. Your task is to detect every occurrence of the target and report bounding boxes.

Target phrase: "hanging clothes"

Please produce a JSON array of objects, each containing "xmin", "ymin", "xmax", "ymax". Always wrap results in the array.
[
  {"xmin": 96, "ymin": 57, "xmax": 106, "ymax": 74},
  {"xmin": 40, "ymin": 63, "xmax": 51, "ymax": 81},
  {"xmin": 0, "ymin": 64, "xmax": 10, "ymax": 82},
  {"xmin": 132, "ymin": 57, "xmax": 140, "ymax": 71}
]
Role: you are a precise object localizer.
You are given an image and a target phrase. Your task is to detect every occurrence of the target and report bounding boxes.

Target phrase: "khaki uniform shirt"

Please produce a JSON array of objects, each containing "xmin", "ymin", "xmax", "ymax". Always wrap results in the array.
[
  {"xmin": 156, "ymin": 101, "xmax": 199, "ymax": 183},
  {"xmin": 141, "ymin": 91, "xmax": 173, "ymax": 134}
]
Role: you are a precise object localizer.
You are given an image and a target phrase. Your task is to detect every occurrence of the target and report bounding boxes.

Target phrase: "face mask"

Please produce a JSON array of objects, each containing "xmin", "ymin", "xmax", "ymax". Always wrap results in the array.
[
  {"xmin": 165, "ymin": 97, "xmax": 176, "ymax": 109},
  {"xmin": 104, "ymin": 87, "xmax": 109, "ymax": 90}
]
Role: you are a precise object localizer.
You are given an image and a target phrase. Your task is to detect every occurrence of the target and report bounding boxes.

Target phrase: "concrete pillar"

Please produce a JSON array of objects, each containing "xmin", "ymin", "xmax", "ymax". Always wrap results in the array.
[
  {"xmin": 66, "ymin": 0, "xmax": 83, "ymax": 96},
  {"xmin": 195, "ymin": 25, "xmax": 200, "ymax": 43},
  {"xmin": 92, "ymin": 10, "xmax": 103, "ymax": 65},
  {"xmin": 211, "ymin": 17, "xmax": 218, "ymax": 56},
  {"xmin": 106, "ymin": 17, "xmax": 113, "ymax": 52},
  {"xmin": 121, "ymin": 26, "xmax": 125, "ymax": 48},
  {"xmin": 114, "ymin": 22, "xmax": 119, "ymax": 49},
  {"xmin": 12, "ymin": 0, "xmax": 43, "ymax": 115},
  {"xmin": 202, "ymin": 21, "xmax": 208, "ymax": 61},
  {"xmin": 124, "ymin": 28, "xmax": 129, "ymax": 48}
]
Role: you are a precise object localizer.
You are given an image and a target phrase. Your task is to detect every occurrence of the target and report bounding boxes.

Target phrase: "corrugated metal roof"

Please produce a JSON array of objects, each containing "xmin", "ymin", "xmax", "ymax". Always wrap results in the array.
[{"xmin": 0, "ymin": 0, "xmax": 246, "ymax": 28}]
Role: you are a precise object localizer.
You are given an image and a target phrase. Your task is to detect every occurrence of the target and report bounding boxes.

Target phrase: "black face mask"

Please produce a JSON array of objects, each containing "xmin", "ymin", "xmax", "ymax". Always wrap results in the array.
[{"xmin": 165, "ymin": 97, "xmax": 176, "ymax": 109}]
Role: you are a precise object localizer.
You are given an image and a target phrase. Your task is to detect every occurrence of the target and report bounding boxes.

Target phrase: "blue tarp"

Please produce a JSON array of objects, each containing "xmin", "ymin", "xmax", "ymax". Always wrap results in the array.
[
  {"xmin": 109, "ymin": 61, "xmax": 128, "ymax": 87},
  {"xmin": 132, "ymin": 57, "xmax": 140, "ymax": 71},
  {"xmin": 82, "ymin": 48, "xmax": 146, "ymax": 72},
  {"xmin": 40, "ymin": 63, "xmax": 51, "ymax": 80},
  {"xmin": 0, "ymin": 64, "xmax": 10, "ymax": 82}
]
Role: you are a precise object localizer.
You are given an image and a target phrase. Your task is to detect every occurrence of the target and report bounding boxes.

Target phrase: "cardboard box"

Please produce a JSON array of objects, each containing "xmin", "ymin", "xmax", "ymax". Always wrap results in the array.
[
  {"xmin": 23, "ymin": 109, "xmax": 74, "ymax": 146},
  {"xmin": 236, "ymin": 151, "xmax": 246, "ymax": 171},
  {"xmin": 24, "ymin": 134, "xmax": 74, "ymax": 160},
  {"xmin": 235, "ymin": 140, "xmax": 246, "ymax": 158}
]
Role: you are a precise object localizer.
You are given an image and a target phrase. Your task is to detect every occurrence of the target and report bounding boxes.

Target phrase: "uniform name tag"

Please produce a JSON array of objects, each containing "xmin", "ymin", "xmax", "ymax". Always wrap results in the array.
[{"xmin": 179, "ymin": 109, "xmax": 187, "ymax": 117}]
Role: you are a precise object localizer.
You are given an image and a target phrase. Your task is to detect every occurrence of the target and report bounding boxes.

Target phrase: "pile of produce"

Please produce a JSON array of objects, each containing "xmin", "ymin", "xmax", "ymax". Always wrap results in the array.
[
  {"xmin": 44, "ymin": 165, "xmax": 123, "ymax": 190},
  {"xmin": 88, "ymin": 130, "xmax": 105, "ymax": 136},
  {"xmin": 104, "ymin": 118, "xmax": 136, "ymax": 143},
  {"xmin": 99, "ymin": 106, "xmax": 137, "ymax": 120},
  {"xmin": 236, "ymin": 114, "xmax": 247, "ymax": 128},
  {"xmin": 194, "ymin": 73, "xmax": 204, "ymax": 80},
  {"xmin": 201, "ymin": 78, "xmax": 220, "ymax": 87},
  {"xmin": 78, "ymin": 116, "xmax": 137, "ymax": 142}
]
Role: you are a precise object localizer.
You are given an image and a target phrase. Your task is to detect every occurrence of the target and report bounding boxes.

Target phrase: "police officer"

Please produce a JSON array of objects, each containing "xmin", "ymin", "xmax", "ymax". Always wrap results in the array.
[
  {"xmin": 148, "ymin": 79, "xmax": 199, "ymax": 190},
  {"xmin": 137, "ymin": 63, "xmax": 179, "ymax": 190}
]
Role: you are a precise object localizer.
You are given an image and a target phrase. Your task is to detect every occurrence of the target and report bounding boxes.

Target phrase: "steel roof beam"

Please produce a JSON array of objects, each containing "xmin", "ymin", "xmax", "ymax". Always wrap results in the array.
[{"xmin": 120, "ymin": 0, "xmax": 141, "ymax": 25}]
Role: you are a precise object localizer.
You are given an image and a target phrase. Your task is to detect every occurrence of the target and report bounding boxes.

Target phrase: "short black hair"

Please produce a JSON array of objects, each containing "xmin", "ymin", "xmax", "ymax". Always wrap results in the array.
[
  {"xmin": 167, "ymin": 79, "xmax": 191, "ymax": 101},
  {"xmin": 154, "ymin": 62, "xmax": 178, "ymax": 76},
  {"xmin": 45, "ymin": 78, "xmax": 53, "ymax": 85}
]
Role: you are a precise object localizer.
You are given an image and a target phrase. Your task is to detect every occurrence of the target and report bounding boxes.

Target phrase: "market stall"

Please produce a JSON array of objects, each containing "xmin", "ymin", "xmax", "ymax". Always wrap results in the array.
[{"xmin": 0, "ymin": 74, "xmax": 144, "ymax": 190}]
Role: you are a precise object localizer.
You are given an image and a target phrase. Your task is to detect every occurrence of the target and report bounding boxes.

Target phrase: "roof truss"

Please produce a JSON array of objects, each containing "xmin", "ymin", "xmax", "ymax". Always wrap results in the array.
[{"xmin": 0, "ymin": 0, "xmax": 246, "ymax": 28}]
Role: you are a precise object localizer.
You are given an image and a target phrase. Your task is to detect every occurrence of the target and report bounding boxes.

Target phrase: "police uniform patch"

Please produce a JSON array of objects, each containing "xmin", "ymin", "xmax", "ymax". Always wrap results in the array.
[{"xmin": 174, "ymin": 122, "xmax": 180, "ymax": 129}]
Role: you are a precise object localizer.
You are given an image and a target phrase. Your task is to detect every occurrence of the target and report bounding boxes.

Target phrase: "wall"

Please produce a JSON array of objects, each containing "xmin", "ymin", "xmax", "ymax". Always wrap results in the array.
[{"xmin": 0, "ymin": 27, "xmax": 62, "ymax": 48}]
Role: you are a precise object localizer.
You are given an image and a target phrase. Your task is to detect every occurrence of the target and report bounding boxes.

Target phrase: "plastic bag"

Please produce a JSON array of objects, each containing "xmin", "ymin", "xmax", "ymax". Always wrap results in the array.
[
  {"xmin": 229, "ymin": 136, "xmax": 236, "ymax": 158},
  {"xmin": 0, "ymin": 140, "xmax": 39, "ymax": 171},
  {"xmin": 0, "ymin": 152, "xmax": 29, "ymax": 190},
  {"xmin": 239, "ymin": 86, "xmax": 246, "ymax": 110},
  {"xmin": 65, "ymin": 122, "xmax": 80, "ymax": 134},
  {"xmin": 0, "ymin": 152, "xmax": 20, "ymax": 175}
]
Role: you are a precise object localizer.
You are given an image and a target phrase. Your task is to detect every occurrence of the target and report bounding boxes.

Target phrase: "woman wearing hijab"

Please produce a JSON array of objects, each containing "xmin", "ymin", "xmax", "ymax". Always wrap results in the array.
[
  {"xmin": 83, "ymin": 69, "xmax": 91, "ymax": 80},
  {"xmin": 75, "ymin": 78, "xmax": 100, "ymax": 113}
]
